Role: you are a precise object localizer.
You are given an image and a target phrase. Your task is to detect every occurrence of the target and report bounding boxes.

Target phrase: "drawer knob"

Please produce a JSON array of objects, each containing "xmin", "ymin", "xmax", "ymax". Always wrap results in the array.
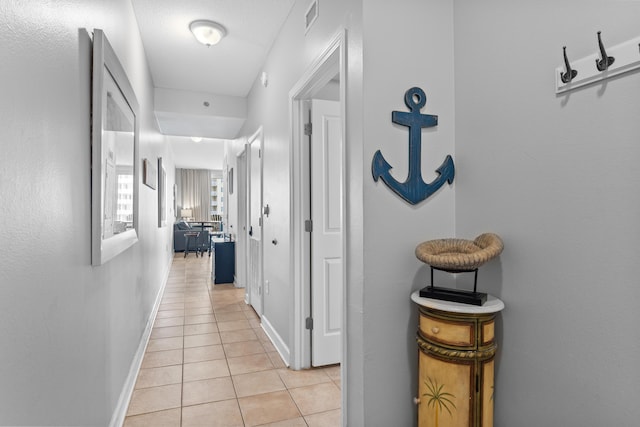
[
  {"xmin": 413, "ymin": 397, "xmax": 421, "ymax": 405},
  {"xmin": 431, "ymin": 327, "xmax": 440, "ymax": 334}
]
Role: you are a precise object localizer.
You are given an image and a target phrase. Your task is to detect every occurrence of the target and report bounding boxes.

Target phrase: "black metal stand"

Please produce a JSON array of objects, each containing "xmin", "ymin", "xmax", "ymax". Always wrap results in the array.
[{"xmin": 419, "ymin": 266, "xmax": 487, "ymax": 306}]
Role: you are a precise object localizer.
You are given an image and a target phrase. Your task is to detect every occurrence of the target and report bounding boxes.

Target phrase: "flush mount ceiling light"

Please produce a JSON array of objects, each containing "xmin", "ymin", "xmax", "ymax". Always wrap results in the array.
[
  {"xmin": 189, "ymin": 20, "xmax": 227, "ymax": 46},
  {"xmin": 190, "ymin": 136, "xmax": 203, "ymax": 142}
]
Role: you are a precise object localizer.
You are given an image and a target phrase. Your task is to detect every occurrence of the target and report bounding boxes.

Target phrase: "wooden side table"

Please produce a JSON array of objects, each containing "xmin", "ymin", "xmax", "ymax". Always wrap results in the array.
[{"xmin": 411, "ymin": 291, "xmax": 504, "ymax": 427}]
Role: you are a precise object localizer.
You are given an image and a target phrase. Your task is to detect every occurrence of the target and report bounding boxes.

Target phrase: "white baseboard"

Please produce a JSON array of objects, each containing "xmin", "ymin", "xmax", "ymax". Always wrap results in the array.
[
  {"xmin": 108, "ymin": 255, "xmax": 172, "ymax": 427},
  {"xmin": 261, "ymin": 315, "xmax": 290, "ymax": 367}
]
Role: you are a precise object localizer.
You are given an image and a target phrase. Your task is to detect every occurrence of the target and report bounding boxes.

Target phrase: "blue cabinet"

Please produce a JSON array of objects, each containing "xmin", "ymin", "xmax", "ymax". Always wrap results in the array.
[{"xmin": 212, "ymin": 241, "xmax": 235, "ymax": 284}]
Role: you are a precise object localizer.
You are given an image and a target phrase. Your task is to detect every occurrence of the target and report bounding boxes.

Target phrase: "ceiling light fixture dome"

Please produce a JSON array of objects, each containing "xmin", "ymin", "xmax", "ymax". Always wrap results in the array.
[{"xmin": 189, "ymin": 20, "xmax": 227, "ymax": 46}]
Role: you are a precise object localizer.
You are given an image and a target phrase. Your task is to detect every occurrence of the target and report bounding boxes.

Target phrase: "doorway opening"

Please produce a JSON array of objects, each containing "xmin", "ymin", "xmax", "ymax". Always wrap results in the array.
[{"xmin": 289, "ymin": 30, "xmax": 347, "ymax": 414}]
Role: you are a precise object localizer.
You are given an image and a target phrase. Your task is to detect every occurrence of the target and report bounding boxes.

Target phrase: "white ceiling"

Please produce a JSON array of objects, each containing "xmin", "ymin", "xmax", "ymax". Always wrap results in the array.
[{"xmin": 130, "ymin": 0, "xmax": 296, "ymax": 144}]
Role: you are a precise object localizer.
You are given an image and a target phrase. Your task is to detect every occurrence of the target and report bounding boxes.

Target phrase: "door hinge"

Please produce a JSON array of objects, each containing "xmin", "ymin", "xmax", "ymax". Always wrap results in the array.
[
  {"xmin": 304, "ymin": 123, "xmax": 312, "ymax": 136},
  {"xmin": 305, "ymin": 317, "xmax": 313, "ymax": 330},
  {"xmin": 304, "ymin": 219, "xmax": 313, "ymax": 232}
]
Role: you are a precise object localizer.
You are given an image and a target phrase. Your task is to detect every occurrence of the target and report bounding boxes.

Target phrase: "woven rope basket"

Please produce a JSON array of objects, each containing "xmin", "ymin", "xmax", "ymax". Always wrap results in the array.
[{"xmin": 415, "ymin": 233, "xmax": 504, "ymax": 271}]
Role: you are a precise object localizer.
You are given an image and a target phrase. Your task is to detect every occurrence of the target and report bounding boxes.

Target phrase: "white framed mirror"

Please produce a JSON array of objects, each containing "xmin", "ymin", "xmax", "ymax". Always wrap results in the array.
[{"xmin": 91, "ymin": 29, "xmax": 139, "ymax": 266}]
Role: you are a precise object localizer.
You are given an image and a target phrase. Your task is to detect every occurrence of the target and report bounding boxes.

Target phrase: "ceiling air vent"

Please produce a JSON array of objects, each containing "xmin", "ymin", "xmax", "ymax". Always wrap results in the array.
[{"xmin": 305, "ymin": 0, "xmax": 318, "ymax": 34}]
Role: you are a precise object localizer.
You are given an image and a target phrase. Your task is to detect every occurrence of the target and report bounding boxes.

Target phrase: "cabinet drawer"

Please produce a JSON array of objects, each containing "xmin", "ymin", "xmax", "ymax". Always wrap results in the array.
[
  {"xmin": 420, "ymin": 313, "xmax": 474, "ymax": 347},
  {"xmin": 482, "ymin": 320, "xmax": 495, "ymax": 345}
]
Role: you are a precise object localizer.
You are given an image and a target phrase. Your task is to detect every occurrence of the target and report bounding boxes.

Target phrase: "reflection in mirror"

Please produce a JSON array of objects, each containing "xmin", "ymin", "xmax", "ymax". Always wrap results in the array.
[{"xmin": 103, "ymin": 71, "xmax": 135, "ymax": 238}]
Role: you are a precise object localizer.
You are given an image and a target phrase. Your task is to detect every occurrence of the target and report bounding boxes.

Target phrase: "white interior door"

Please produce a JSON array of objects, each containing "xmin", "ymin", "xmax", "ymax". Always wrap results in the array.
[
  {"xmin": 248, "ymin": 132, "xmax": 263, "ymax": 316},
  {"xmin": 237, "ymin": 150, "xmax": 247, "ymax": 292},
  {"xmin": 311, "ymin": 99, "xmax": 342, "ymax": 366}
]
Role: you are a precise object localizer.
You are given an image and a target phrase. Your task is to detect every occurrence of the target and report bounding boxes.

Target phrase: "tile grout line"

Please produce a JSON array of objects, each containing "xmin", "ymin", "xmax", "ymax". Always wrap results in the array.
[
  {"xmin": 179, "ymin": 270, "xmax": 185, "ymax": 427},
  {"xmin": 207, "ymin": 279, "xmax": 248, "ymax": 427}
]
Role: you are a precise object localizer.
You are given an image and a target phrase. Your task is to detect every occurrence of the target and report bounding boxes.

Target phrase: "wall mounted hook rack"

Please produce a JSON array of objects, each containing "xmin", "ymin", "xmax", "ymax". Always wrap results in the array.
[{"xmin": 556, "ymin": 33, "xmax": 640, "ymax": 94}]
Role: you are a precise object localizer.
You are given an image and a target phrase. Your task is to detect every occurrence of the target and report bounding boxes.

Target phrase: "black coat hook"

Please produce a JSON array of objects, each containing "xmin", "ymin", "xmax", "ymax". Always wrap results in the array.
[
  {"xmin": 596, "ymin": 31, "xmax": 615, "ymax": 71},
  {"xmin": 561, "ymin": 46, "xmax": 578, "ymax": 83}
]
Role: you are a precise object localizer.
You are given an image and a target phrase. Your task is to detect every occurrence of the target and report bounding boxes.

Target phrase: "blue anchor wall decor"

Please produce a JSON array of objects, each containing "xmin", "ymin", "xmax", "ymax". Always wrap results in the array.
[{"xmin": 372, "ymin": 87, "xmax": 455, "ymax": 205}]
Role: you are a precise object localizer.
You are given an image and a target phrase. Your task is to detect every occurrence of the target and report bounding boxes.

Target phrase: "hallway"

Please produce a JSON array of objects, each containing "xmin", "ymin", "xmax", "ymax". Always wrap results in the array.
[{"xmin": 124, "ymin": 254, "xmax": 341, "ymax": 426}]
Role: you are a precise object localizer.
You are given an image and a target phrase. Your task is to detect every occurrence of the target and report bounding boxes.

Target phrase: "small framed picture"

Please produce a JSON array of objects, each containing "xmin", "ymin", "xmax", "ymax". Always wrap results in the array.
[
  {"xmin": 142, "ymin": 158, "xmax": 157, "ymax": 190},
  {"xmin": 158, "ymin": 157, "xmax": 167, "ymax": 227}
]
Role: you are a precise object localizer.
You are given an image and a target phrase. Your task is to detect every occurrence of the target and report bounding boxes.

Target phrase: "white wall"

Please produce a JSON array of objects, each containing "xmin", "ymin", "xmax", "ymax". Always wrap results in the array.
[
  {"xmin": 454, "ymin": 0, "xmax": 640, "ymax": 425},
  {"xmin": 0, "ymin": 1, "xmax": 173, "ymax": 425},
  {"xmin": 154, "ymin": 87, "xmax": 247, "ymax": 139},
  {"xmin": 169, "ymin": 135, "xmax": 226, "ymax": 170},
  {"xmin": 360, "ymin": 1, "xmax": 456, "ymax": 425},
  {"xmin": 155, "ymin": 87, "xmax": 247, "ymax": 119}
]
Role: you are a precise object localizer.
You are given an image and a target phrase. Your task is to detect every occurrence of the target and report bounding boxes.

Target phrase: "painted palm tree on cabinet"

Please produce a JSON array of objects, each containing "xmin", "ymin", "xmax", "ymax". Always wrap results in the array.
[{"xmin": 423, "ymin": 377, "xmax": 457, "ymax": 427}]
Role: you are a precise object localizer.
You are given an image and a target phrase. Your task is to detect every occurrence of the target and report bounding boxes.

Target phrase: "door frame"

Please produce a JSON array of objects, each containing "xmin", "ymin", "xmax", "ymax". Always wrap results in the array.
[
  {"xmin": 289, "ymin": 30, "xmax": 347, "ymax": 371},
  {"xmin": 236, "ymin": 147, "xmax": 248, "ymax": 294}
]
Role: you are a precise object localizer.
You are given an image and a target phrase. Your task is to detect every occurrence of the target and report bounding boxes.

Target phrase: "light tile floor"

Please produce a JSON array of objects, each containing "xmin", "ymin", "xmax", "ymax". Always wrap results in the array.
[{"xmin": 124, "ymin": 253, "xmax": 341, "ymax": 427}]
